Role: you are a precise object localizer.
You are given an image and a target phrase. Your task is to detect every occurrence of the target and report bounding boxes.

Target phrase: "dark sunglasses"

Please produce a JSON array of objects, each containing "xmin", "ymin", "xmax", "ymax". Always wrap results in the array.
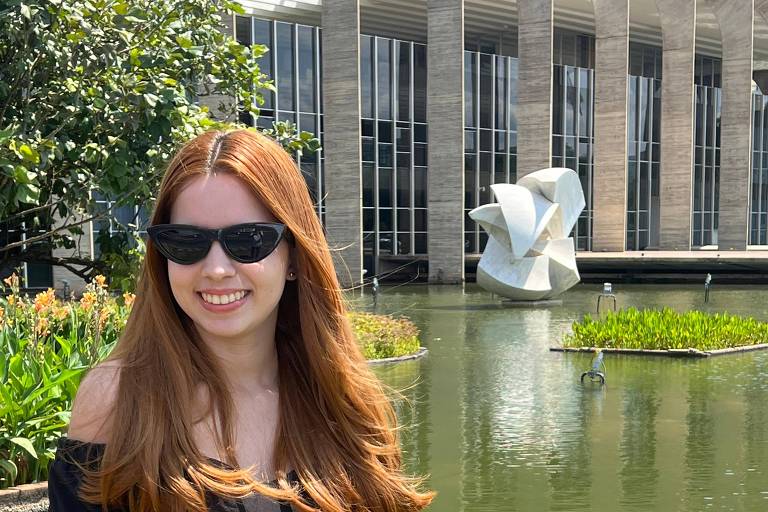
[{"xmin": 147, "ymin": 222, "xmax": 291, "ymax": 265}]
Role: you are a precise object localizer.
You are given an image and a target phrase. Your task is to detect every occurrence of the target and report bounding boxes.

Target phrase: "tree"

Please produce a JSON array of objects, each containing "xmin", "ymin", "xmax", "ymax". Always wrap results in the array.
[{"xmin": 0, "ymin": 0, "xmax": 319, "ymax": 290}]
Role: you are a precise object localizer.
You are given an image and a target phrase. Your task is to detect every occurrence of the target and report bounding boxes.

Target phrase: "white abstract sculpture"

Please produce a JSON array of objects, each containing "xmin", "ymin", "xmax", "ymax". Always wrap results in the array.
[{"xmin": 469, "ymin": 167, "xmax": 585, "ymax": 301}]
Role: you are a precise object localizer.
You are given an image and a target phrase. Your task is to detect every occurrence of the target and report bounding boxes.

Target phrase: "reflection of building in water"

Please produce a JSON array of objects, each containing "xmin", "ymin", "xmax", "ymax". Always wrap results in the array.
[
  {"xmin": 742, "ymin": 359, "xmax": 768, "ymax": 509},
  {"xmin": 373, "ymin": 358, "xmax": 432, "ymax": 478},
  {"xmin": 619, "ymin": 371, "xmax": 660, "ymax": 510},
  {"xmin": 459, "ymin": 307, "xmax": 598, "ymax": 509},
  {"xmin": 684, "ymin": 368, "xmax": 715, "ymax": 507}
]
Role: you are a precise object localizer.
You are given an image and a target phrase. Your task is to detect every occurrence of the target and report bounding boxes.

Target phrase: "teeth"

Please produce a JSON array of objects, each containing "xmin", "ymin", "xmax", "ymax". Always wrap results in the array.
[{"xmin": 201, "ymin": 290, "xmax": 246, "ymax": 305}]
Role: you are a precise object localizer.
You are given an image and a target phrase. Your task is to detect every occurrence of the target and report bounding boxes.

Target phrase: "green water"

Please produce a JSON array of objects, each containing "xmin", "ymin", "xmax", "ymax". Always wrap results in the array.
[{"xmin": 355, "ymin": 283, "xmax": 768, "ymax": 512}]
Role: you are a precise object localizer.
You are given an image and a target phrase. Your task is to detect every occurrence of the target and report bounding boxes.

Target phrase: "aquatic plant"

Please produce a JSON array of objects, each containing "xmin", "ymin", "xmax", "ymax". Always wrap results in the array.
[{"xmin": 564, "ymin": 307, "xmax": 768, "ymax": 351}]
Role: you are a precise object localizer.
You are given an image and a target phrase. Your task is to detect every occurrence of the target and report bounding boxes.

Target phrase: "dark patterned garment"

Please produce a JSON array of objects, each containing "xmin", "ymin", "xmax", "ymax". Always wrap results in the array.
[{"xmin": 48, "ymin": 437, "xmax": 297, "ymax": 512}]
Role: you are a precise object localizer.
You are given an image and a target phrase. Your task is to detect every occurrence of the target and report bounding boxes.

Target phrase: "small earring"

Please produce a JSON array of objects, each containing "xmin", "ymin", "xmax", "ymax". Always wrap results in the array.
[{"xmin": 288, "ymin": 271, "xmax": 296, "ymax": 279}]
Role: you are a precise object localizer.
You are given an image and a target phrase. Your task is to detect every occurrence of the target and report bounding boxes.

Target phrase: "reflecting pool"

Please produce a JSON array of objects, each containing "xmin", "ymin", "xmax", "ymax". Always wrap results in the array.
[{"xmin": 355, "ymin": 283, "xmax": 768, "ymax": 512}]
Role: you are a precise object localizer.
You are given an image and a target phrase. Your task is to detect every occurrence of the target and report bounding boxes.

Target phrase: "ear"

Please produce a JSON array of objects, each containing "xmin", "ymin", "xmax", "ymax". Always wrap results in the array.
[{"xmin": 286, "ymin": 250, "xmax": 298, "ymax": 281}]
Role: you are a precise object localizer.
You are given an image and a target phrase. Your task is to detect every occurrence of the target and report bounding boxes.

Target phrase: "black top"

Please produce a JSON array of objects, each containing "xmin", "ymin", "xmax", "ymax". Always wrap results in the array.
[{"xmin": 48, "ymin": 437, "xmax": 299, "ymax": 512}]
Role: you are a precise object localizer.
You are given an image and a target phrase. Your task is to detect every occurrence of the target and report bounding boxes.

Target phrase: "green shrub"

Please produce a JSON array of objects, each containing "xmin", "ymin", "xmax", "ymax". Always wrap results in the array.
[
  {"xmin": 564, "ymin": 307, "xmax": 768, "ymax": 351},
  {"xmin": 348, "ymin": 312, "xmax": 421, "ymax": 360}
]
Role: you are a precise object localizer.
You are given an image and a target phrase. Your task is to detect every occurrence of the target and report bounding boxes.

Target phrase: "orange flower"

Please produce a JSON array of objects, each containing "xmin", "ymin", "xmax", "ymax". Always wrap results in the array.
[
  {"xmin": 53, "ymin": 306, "xmax": 69, "ymax": 321},
  {"xmin": 98, "ymin": 308, "xmax": 110, "ymax": 329},
  {"xmin": 35, "ymin": 316, "xmax": 50, "ymax": 337},
  {"xmin": 94, "ymin": 275, "xmax": 107, "ymax": 288},
  {"xmin": 123, "ymin": 292, "xmax": 135, "ymax": 308},
  {"xmin": 7, "ymin": 295, "xmax": 16, "ymax": 306},
  {"xmin": 0, "ymin": 307, "xmax": 4, "ymax": 326},
  {"xmin": 80, "ymin": 291, "xmax": 97, "ymax": 311},
  {"xmin": 3, "ymin": 274, "xmax": 19, "ymax": 289},
  {"xmin": 34, "ymin": 289, "xmax": 56, "ymax": 313}
]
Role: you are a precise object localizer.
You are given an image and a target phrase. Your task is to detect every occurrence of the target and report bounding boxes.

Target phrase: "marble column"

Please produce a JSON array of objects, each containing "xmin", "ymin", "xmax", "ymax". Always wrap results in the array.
[
  {"xmin": 321, "ymin": 0, "xmax": 363, "ymax": 287},
  {"xmin": 591, "ymin": 0, "xmax": 629, "ymax": 252},
  {"xmin": 707, "ymin": 0, "xmax": 754, "ymax": 250},
  {"xmin": 516, "ymin": 0, "xmax": 553, "ymax": 178},
  {"xmin": 656, "ymin": 0, "xmax": 696, "ymax": 250},
  {"xmin": 427, "ymin": 0, "xmax": 464, "ymax": 283}
]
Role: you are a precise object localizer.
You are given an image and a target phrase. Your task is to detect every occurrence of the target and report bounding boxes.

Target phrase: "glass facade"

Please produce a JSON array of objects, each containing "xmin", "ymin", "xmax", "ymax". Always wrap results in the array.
[
  {"xmin": 361, "ymin": 35, "xmax": 428, "ymax": 275},
  {"xmin": 463, "ymin": 49, "xmax": 519, "ymax": 254},
  {"xmin": 626, "ymin": 43, "xmax": 662, "ymax": 250},
  {"xmin": 91, "ymin": 192, "xmax": 149, "ymax": 257},
  {"xmin": 552, "ymin": 30, "xmax": 595, "ymax": 251},
  {"xmin": 751, "ymin": 86, "xmax": 768, "ymax": 245},
  {"xmin": 239, "ymin": 17, "xmax": 326, "ymax": 220},
  {"xmin": 0, "ymin": 222, "xmax": 53, "ymax": 289},
  {"xmin": 692, "ymin": 55, "xmax": 722, "ymax": 248}
]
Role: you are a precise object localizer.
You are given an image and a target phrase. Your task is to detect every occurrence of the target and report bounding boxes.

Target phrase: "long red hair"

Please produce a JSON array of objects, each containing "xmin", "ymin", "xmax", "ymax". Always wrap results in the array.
[{"xmin": 79, "ymin": 129, "xmax": 434, "ymax": 511}]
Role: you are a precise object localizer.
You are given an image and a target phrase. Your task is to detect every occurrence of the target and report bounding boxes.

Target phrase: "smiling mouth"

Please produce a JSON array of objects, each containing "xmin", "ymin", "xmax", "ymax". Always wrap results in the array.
[{"xmin": 199, "ymin": 290, "xmax": 250, "ymax": 305}]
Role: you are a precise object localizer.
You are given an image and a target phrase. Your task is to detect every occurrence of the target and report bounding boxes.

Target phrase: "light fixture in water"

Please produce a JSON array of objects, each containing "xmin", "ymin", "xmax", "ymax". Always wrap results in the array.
[
  {"xmin": 580, "ymin": 350, "xmax": 606, "ymax": 385},
  {"xmin": 597, "ymin": 282, "xmax": 617, "ymax": 313}
]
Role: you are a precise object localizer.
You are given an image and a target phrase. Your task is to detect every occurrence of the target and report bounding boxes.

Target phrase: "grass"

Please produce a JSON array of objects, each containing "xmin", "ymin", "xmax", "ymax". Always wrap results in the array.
[{"xmin": 563, "ymin": 307, "xmax": 768, "ymax": 351}]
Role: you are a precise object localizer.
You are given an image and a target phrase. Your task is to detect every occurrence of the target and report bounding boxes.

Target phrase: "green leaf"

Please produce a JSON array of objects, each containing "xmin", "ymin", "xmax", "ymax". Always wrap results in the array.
[
  {"xmin": 15, "ymin": 183, "xmax": 39, "ymax": 204},
  {"xmin": 18, "ymin": 144, "xmax": 40, "ymax": 164},
  {"xmin": 20, "ymin": 3, "xmax": 31, "ymax": 20},
  {"xmin": 11, "ymin": 437, "xmax": 37, "ymax": 459},
  {"xmin": 175, "ymin": 34, "xmax": 193, "ymax": 49},
  {"xmin": 0, "ymin": 460, "xmax": 18, "ymax": 485}
]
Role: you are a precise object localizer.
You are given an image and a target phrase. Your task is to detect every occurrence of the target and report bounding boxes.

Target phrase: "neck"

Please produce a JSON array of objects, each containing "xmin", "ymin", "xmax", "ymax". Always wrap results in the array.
[{"xmin": 198, "ymin": 327, "xmax": 280, "ymax": 394}]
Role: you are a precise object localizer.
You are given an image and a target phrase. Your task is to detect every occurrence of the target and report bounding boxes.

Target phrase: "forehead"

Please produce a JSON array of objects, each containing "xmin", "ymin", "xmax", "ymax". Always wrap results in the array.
[{"xmin": 170, "ymin": 173, "xmax": 276, "ymax": 227}]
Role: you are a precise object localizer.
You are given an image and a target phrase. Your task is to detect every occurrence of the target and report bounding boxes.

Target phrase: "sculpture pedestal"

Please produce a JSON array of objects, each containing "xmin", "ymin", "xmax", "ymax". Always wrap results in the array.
[{"xmin": 500, "ymin": 299, "xmax": 563, "ymax": 308}]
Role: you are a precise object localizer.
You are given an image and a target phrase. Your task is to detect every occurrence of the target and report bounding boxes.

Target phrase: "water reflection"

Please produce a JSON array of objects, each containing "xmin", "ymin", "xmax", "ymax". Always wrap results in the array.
[
  {"xmin": 684, "ymin": 365, "xmax": 715, "ymax": 510},
  {"xmin": 618, "ymin": 364, "xmax": 660, "ymax": 510},
  {"xmin": 365, "ymin": 284, "xmax": 768, "ymax": 511}
]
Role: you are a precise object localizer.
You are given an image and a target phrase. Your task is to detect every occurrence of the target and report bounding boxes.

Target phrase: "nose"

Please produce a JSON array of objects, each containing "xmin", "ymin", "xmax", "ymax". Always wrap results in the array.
[{"xmin": 201, "ymin": 241, "xmax": 236, "ymax": 279}]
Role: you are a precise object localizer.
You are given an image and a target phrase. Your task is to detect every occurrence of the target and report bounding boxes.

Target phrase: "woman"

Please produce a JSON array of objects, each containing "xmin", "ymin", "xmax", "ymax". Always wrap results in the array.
[{"xmin": 48, "ymin": 129, "xmax": 434, "ymax": 511}]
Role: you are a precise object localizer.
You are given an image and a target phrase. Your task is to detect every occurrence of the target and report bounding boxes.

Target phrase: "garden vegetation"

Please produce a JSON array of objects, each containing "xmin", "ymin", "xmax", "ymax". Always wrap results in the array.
[
  {"xmin": 564, "ymin": 307, "xmax": 768, "ymax": 351},
  {"xmin": 0, "ymin": 275, "xmax": 422, "ymax": 489}
]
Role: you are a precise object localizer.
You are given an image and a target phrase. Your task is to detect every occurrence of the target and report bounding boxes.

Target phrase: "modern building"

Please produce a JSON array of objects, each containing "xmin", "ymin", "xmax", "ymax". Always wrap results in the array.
[
  {"xmin": 12, "ymin": 0, "xmax": 768, "ymax": 291},
  {"xmin": 211, "ymin": 0, "xmax": 768, "ymax": 287}
]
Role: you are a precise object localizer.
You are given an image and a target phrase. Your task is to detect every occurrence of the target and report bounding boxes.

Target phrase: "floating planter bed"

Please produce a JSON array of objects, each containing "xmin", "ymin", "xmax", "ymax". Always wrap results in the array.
[
  {"xmin": 551, "ymin": 307, "xmax": 768, "ymax": 357},
  {"xmin": 348, "ymin": 312, "xmax": 427, "ymax": 363}
]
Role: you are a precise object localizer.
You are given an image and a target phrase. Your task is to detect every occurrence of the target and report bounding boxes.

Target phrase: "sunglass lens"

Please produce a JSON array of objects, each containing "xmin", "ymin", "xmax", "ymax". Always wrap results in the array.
[
  {"xmin": 153, "ymin": 228, "xmax": 210, "ymax": 264},
  {"xmin": 224, "ymin": 225, "xmax": 282, "ymax": 263}
]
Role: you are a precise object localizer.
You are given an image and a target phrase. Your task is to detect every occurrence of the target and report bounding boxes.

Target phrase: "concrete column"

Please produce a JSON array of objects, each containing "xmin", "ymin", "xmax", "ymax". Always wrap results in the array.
[
  {"xmin": 198, "ymin": 12, "xmax": 237, "ymax": 122},
  {"xmin": 591, "ymin": 0, "xmax": 629, "ymax": 252},
  {"xmin": 516, "ymin": 0, "xmax": 553, "ymax": 177},
  {"xmin": 51, "ymin": 215, "xmax": 93, "ymax": 294},
  {"xmin": 427, "ymin": 0, "xmax": 464, "ymax": 284},
  {"xmin": 321, "ymin": 0, "xmax": 363, "ymax": 287},
  {"xmin": 707, "ymin": 0, "xmax": 754, "ymax": 250},
  {"xmin": 656, "ymin": 0, "xmax": 696, "ymax": 250}
]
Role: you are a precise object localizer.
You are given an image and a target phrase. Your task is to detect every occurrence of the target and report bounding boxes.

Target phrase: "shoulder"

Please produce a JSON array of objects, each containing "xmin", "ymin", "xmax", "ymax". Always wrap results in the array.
[{"xmin": 67, "ymin": 360, "xmax": 123, "ymax": 443}]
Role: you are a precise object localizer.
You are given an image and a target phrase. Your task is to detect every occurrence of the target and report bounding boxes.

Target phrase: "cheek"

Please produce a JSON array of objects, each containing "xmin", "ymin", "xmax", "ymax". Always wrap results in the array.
[{"xmin": 167, "ymin": 263, "xmax": 197, "ymax": 304}]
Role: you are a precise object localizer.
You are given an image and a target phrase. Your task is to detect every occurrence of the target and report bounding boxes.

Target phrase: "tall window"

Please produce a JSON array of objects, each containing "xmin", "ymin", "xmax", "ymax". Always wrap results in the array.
[
  {"xmin": 692, "ymin": 55, "xmax": 722, "ymax": 248},
  {"xmin": 464, "ymin": 50, "xmax": 518, "ymax": 254},
  {"xmin": 239, "ymin": 18, "xmax": 325, "ymax": 220},
  {"xmin": 361, "ymin": 35, "xmax": 427, "ymax": 275},
  {"xmin": 552, "ymin": 30, "xmax": 595, "ymax": 251},
  {"xmin": 751, "ymin": 87, "xmax": 768, "ymax": 245},
  {"xmin": 0, "ymin": 222, "xmax": 53, "ymax": 289},
  {"xmin": 626, "ymin": 43, "xmax": 662, "ymax": 250},
  {"xmin": 92, "ymin": 192, "xmax": 149, "ymax": 257}
]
